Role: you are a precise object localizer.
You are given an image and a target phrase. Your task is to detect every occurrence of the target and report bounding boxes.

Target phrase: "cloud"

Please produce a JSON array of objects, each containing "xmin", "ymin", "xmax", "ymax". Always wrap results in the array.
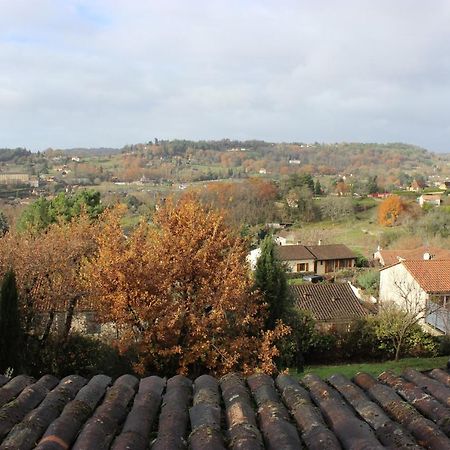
[{"xmin": 0, "ymin": 0, "xmax": 449, "ymax": 151}]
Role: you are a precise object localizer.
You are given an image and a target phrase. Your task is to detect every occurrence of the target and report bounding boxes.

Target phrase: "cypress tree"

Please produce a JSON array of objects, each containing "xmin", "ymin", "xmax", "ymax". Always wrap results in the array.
[
  {"xmin": 0, "ymin": 270, "xmax": 22, "ymax": 373},
  {"xmin": 254, "ymin": 236, "xmax": 289, "ymax": 329}
]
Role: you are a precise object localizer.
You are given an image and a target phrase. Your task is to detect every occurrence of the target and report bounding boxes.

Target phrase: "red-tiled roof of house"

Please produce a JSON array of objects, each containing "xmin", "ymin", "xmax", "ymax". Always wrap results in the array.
[
  {"xmin": 306, "ymin": 244, "xmax": 356, "ymax": 261},
  {"xmin": 289, "ymin": 283, "xmax": 370, "ymax": 322},
  {"xmin": 379, "ymin": 246, "xmax": 450, "ymax": 266},
  {"xmin": 421, "ymin": 194, "xmax": 442, "ymax": 201},
  {"xmin": 377, "ymin": 246, "xmax": 450, "ymax": 266},
  {"xmin": 402, "ymin": 259, "xmax": 450, "ymax": 293},
  {"xmin": 1, "ymin": 367, "xmax": 450, "ymax": 449},
  {"xmin": 275, "ymin": 244, "xmax": 315, "ymax": 261}
]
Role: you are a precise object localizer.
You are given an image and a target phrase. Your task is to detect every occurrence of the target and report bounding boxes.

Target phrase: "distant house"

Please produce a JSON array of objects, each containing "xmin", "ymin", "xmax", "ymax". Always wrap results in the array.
[
  {"xmin": 275, "ymin": 243, "xmax": 356, "ymax": 274},
  {"xmin": 374, "ymin": 246, "xmax": 450, "ymax": 267},
  {"xmin": 439, "ymin": 181, "xmax": 450, "ymax": 190},
  {"xmin": 289, "ymin": 282, "xmax": 371, "ymax": 331},
  {"xmin": 379, "ymin": 259, "xmax": 450, "ymax": 335},
  {"xmin": 409, "ymin": 179, "xmax": 426, "ymax": 192},
  {"xmin": 307, "ymin": 244, "xmax": 356, "ymax": 275},
  {"xmin": 275, "ymin": 245, "xmax": 316, "ymax": 273},
  {"xmin": 418, "ymin": 194, "xmax": 442, "ymax": 208}
]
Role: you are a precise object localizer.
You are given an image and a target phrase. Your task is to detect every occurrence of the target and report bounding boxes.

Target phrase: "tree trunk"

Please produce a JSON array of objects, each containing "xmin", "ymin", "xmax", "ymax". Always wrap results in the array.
[{"xmin": 40, "ymin": 310, "xmax": 55, "ymax": 344}]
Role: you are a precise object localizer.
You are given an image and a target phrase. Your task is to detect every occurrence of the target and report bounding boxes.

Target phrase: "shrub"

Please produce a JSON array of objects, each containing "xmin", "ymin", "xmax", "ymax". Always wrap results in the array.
[
  {"xmin": 278, "ymin": 308, "xmax": 316, "ymax": 371},
  {"xmin": 357, "ymin": 270, "xmax": 379, "ymax": 295},
  {"xmin": 22, "ymin": 334, "xmax": 134, "ymax": 379}
]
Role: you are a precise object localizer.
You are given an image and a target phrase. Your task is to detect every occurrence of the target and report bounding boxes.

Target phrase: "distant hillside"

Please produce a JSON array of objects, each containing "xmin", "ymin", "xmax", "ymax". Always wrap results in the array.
[{"xmin": 61, "ymin": 147, "xmax": 122, "ymax": 156}]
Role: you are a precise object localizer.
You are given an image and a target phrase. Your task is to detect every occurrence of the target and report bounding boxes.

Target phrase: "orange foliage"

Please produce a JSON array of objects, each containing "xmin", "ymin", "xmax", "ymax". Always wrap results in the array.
[
  {"xmin": 0, "ymin": 213, "xmax": 101, "ymax": 336},
  {"xmin": 378, "ymin": 195, "xmax": 406, "ymax": 226},
  {"xmin": 83, "ymin": 196, "xmax": 288, "ymax": 376}
]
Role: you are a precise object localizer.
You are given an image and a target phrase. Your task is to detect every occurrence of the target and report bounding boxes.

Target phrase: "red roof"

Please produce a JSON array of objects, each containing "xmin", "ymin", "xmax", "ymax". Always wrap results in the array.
[
  {"xmin": 402, "ymin": 259, "xmax": 450, "ymax": 293},
  {"xmin": 377, "ymin": 246, "xmax": 450, "ymax": 266}
]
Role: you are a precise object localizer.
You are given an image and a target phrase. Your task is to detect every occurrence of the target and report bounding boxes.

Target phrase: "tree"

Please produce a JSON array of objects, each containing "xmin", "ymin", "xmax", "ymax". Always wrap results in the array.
[
  {"xmin": 314, "ymin": 180, "xmax": 323, "ymax": 195},
  {"xmin": 0, "ymin": 270, "xmax": 22, "ymax": 372},
  {"xmin": 378, "ymin": 195, "xmax": 406, "ymax": 226},
  {"xmin": 254, "ymin": 236, "xmax": 313, "ymax": 371},
  {"xmin": 254, "ymin": 237, "xmax": 290, "ymax": 330},
  {"xmin": 0, "ymin": 211, "xmax": 8, "ymax": 236},
  {"xmin": 0, "ymin": 212, "xmax": 101, "ymax": 341},
  {"xmin": 320, "ymin": 197, "xmax": 354, "ymax": 222},
  {"xmin": 17, "ymin": 190, "xmax": 103, "ymax": 233},
  {"xmin": 366, "ymin": 175, "xmax": 380, "ymax": 194},
  {"xmin": 83, "ymin": 196, "xmax": 289, "ymax": 376},
  {"xmin": 375, "ymin": 278, "xmax": 440, "ymax": 361}
]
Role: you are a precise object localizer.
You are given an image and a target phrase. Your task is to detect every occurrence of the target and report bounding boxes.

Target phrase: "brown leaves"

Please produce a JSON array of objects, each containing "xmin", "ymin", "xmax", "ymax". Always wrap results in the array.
[{"xmin": 84, "ymin": 196, "xmax": 286, "ymax": 376}]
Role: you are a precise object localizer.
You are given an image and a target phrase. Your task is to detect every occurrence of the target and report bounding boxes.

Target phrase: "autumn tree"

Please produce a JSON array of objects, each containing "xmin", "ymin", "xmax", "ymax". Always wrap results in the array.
[
  {"xmin": 0, "ymin": 212, "xmax": 101, "ymax": 341},
  {"xmin": 83, "ymin": 196, "xmax": 289, "ymax": 376},
  {"xmin": 378, "ymin": 195, "xmax": 406, "ymax": 226}
]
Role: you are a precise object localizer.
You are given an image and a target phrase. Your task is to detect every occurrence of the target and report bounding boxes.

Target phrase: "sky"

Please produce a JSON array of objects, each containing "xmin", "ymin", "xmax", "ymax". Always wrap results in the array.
[{"xmin": 1, "ymin": 0, "xmax": 450, "ymax": 152}]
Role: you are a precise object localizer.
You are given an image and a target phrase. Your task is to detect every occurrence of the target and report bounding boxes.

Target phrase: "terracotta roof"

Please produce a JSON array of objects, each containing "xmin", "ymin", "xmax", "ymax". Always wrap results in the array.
[
  {"xmin": 421, "ymin": 194, "xmax": 442, "ymax": 200},
  {"xmin": 377, "ymin": 246, "xmax": 450, "ymax": 266},
  {"xmin": 306, "ymin": 244, "xmax": 356, "ymax": 261},
  {"xmin": 402, "ymin": 259, "xmax": 450, "ymax": 293},
  {"xmin": 1, "ymin": 367, "xmax": 450, "ymax": 449},
  {"xmin": 289, "ymin": 283, "xmax": 369, "ymax": 322},
  {"xmin": 275, "ymin": 245, "xmax": 315, "ymax": 261}
]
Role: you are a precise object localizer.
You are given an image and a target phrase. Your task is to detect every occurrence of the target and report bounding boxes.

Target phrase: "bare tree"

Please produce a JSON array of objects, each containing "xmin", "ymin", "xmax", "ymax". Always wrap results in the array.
[{"xmin": 376, "ymin": 278, "xmax": 443, "ymax": 361}]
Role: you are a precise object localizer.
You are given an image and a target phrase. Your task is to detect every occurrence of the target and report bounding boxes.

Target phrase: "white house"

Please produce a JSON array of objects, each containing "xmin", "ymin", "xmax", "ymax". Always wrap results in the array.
[
  {"xmin": 418, "ymin": 194, "xmax": 442, "ymax": 208},
  {"xmin": 379, "ymin": 259, "xmax": 450, "ymax": 334}
]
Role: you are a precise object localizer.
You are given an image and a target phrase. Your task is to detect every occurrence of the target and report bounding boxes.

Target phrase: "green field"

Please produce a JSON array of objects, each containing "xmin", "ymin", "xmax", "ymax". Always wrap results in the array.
[{"xmin": 290, "ymin": 356, "xmax": 449, "ymax": 380}]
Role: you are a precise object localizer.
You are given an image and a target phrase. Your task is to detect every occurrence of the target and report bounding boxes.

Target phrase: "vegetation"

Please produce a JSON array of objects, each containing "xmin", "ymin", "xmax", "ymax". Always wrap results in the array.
[
  {"xmin": 17, "ymin": 190, "xmax": 103, "ymax": 233},
  {"xmin": 0, "ymin": 270, "xmax": 22, "ymax": 373},
  {"xmin": 82, "ymin": 196, "xmax": 289, "ymax": 376},
  {"xmin": 254, "ymin": 236, "xmax": 315, "ymax": 371},
  {"xmin": 0, "ymin": 139, "xmax": 449, "ymax": 378},
  {"xmin": 378, "ymin": 195, "xmax": 407, "ymax": 226},
  {"xmin": 296, "ymin": 356, "xmax": 449, "ymax": 379}
]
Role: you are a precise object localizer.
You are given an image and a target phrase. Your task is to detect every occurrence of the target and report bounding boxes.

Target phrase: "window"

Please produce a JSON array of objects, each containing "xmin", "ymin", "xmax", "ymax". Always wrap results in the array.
[{"xmin": 296, "ymin": 262, "xmax": 309, "ymax": 272}]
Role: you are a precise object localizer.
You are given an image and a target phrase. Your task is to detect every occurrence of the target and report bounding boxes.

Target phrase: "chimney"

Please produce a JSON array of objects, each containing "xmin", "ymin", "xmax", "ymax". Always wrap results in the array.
[
  {"xmin": 423, "ymin": 252, "xmax": 432, "ymax": 260},
  {"xmin": 318, "ymin": 239, "xmax": 322, "ymax": 246}
]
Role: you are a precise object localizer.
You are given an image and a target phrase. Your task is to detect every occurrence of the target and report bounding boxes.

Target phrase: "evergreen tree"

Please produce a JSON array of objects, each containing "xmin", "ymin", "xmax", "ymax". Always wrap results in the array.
[
  {"xmin": 254, "ymin": 236, "xmax": 315, "ymax": 371},
  {"xmin": 0, "ymin": 211, "xmax": 8, "ymax": 236},
  {"xmin": 0, "ymin": 270, "xmax": 22, "ymax": 373},
  {"xmin": 314, "ymin": 180, "xmax": 323, "ymax": 195},
  {"xmin": 254, "ymin": 236, "xmax": 289, "ymax": 329}
]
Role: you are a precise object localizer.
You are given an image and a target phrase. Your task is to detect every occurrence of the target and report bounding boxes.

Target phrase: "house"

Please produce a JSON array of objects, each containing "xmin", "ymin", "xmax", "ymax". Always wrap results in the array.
[
  {"xmin": 275, "ymin": 245, "xmax": 316, "ymax": 273},
  {"xmin": 418, "ymin": 194, "xmax": 442, "ymax": 208},
  {"xmin": 306, "ymin": 244, "xmax": 356, "ymax": 275},
  {"xmin": 2, "ymin": 367, "xmax": 449, "ymax": 449},
  {"xmin": 275, "ymin": 243, "xmax": 356, "ymax": 274},
  {"xmin": 379, "ymin": 259, "xmax": 450, "ymax": 334},
  {"xmin": 289, "ymin": 282, "xmax": 371, "ymax": 331},
  {"xmin": 374, "ymin": 246, "xmax": 450, "ymax": 267},
  {"xmin": 439, "ymin": 181, "xmax": 450, "ymax": 190},
  {"xmin": 408, "ymin": 179, "xmax": 426, "ymax": 192}
]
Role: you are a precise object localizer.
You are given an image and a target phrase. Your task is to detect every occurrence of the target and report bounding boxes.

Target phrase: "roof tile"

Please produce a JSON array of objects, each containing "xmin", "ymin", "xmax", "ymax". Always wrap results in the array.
[
  {"xmin": 2, "ymin": 366, "xmax": 450, "ymax": 449},
  {"xmin": 289, "ymin": 283, "xmax": 369, "ymax": 322},
  {"xmin": 403, "ymin": 259, "xmax": 450, "ymax": 293}
]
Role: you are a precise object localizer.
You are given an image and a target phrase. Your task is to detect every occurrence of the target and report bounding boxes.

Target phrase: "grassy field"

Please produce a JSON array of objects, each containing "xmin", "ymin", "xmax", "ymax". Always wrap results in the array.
[{"xmin": 290, "ymin": 356, "xmax": 448, "ymax": 379}]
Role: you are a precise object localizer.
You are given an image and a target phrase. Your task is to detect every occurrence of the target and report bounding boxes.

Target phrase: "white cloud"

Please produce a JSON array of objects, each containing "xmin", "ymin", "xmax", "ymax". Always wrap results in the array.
[{"xmin": 0, "ymin": 0, "xmax": 449, "ymax": 151}]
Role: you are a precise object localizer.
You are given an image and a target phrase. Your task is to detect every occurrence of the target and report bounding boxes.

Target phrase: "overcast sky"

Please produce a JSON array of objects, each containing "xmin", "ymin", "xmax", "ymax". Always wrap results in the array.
[{"xmin": 1, "ymin": 1, "xmax": 450, "ymax": 152}]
